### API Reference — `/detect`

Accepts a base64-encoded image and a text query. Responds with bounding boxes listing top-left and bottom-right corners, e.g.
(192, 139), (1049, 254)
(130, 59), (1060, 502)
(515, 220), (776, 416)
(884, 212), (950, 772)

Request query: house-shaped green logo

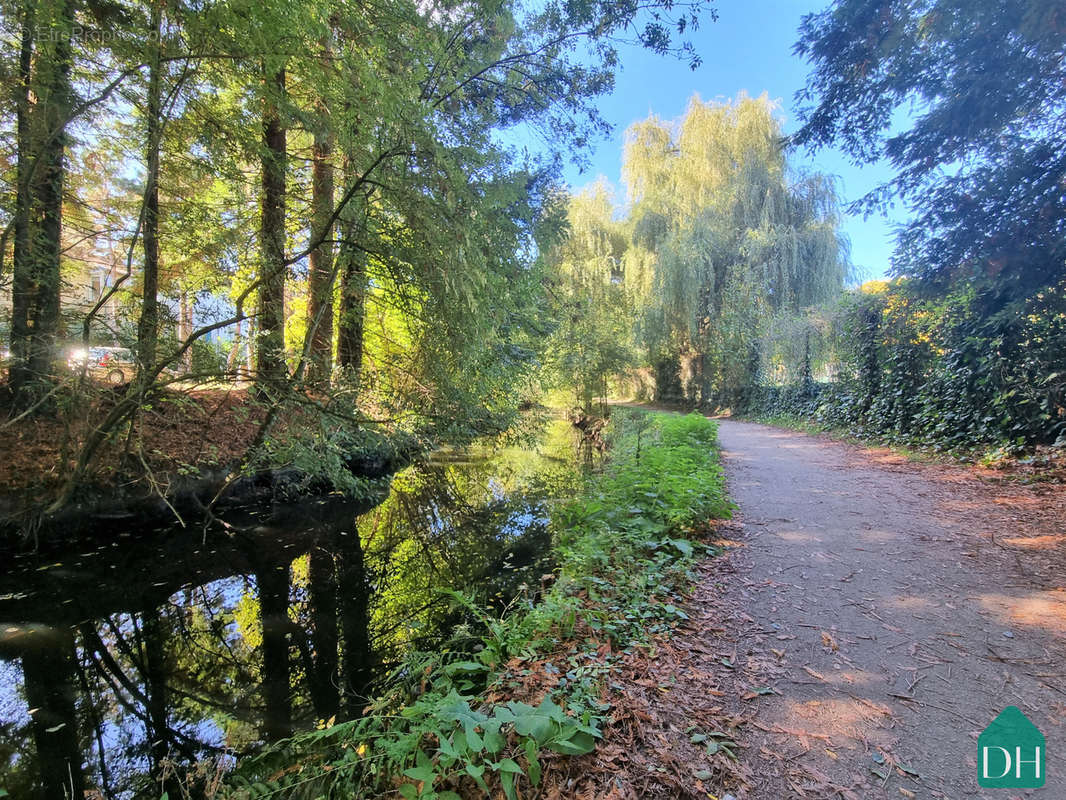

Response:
(978, 706), (1045, 788)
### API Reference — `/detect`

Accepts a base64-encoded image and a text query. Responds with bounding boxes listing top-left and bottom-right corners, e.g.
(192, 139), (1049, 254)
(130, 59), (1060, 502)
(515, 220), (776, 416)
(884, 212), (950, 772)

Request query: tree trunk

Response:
(653, 356), (682, 404)
(10, 5), (34, 393)
(10, 0), (73, 405)
(307, 546), (340, 720)
(246, 317), (256, 377)
(336, 244), (366, 378)
(178, 291), (193, 372)
(256, 64), (288, 390)
(338, 530), (372, 718)
(227, 316), (244, 375)
(695, 351), (713, 408)
(137, 0), (164, 373)
(141, 608), (182, 799)
(306, 129), (335, 385)
(335, 191), (366, 379)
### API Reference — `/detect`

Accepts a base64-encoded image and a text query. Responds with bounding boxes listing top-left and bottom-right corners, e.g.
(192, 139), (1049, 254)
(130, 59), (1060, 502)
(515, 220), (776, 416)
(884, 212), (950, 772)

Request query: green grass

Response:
(227, 410), (731, 800)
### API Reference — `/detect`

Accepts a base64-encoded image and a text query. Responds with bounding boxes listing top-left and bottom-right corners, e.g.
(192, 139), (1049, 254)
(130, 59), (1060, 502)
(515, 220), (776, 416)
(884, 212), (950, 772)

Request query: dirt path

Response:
(711, 419), (1066, 799)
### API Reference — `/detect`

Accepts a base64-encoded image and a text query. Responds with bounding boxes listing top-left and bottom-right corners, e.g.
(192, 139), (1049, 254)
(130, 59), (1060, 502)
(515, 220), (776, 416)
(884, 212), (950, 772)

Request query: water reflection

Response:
(0, 420), (579, 798)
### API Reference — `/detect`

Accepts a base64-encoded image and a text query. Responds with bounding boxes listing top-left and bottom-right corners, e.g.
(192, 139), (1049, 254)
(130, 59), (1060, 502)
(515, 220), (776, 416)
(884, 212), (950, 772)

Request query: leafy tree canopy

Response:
(792, 0), (1066, 310)
(623, 93), (849, 402)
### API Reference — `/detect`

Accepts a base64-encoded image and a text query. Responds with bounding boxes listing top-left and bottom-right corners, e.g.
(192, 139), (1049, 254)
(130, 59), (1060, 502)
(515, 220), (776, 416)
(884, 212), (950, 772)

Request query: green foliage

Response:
(228, 691), (596, 800)
(1, 0), (722, 511)
(783, 0), (1066, 455)
(793, 0), (1066, 310)
(569, 410), (730, 532)
(742, 280), (1066, 452)
(190, 338), (229, 376)
(624, 94), (849, 407)
(544, 93), (850, 409)
(226, 411), (730, 798)
(543, 181), (636, 413)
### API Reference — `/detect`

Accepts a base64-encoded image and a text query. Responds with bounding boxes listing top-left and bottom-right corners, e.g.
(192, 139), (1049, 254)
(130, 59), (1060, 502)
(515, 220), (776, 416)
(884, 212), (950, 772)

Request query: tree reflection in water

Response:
(0, 419), (580, 798)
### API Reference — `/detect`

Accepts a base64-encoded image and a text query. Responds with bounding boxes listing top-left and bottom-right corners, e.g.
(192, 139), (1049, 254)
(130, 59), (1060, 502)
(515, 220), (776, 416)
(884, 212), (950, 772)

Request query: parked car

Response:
(68, 346), (136, 384)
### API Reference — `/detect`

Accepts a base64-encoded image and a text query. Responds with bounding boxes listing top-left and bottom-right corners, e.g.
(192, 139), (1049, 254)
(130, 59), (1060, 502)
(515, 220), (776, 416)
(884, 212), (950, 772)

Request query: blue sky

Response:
(556, 0), (908, 281)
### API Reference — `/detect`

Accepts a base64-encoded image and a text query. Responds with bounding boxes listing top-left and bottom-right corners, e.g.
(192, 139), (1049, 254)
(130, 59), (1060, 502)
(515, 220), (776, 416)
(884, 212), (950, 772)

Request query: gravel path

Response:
(714, 419), (1066, 799)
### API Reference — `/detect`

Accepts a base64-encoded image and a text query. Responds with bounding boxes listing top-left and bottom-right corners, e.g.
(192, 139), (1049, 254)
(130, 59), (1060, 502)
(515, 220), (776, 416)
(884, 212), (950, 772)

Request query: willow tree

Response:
(545, 180), (633, 414)
(622, 93), (849, 406)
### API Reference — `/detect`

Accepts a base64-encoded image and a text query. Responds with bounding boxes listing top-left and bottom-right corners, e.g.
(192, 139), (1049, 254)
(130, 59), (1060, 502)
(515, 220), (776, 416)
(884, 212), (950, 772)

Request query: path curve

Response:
(714, 419), (1065, 799)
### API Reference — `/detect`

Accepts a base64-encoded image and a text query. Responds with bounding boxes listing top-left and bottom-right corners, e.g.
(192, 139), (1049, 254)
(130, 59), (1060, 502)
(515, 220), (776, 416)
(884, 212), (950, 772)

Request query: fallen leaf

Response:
(802, 666), (827, 682)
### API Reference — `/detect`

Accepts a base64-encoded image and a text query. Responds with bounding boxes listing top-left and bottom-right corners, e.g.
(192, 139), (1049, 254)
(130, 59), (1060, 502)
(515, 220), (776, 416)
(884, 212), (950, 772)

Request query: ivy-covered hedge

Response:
(742, 280), (1066, 452)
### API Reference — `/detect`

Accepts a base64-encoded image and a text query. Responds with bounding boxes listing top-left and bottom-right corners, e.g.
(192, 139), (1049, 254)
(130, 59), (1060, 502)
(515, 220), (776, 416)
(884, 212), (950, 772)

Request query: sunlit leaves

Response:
(621, 93), (849, 402)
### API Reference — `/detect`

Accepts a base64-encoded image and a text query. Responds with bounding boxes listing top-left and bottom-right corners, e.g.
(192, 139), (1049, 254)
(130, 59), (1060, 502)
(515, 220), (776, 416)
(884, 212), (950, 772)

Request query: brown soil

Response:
(544, 418), (1066, 799)
(0, 384), (266, 493)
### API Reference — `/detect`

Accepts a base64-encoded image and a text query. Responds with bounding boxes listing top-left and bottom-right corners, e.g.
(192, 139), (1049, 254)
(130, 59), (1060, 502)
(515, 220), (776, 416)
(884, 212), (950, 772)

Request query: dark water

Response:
(0, 420), (582, 799)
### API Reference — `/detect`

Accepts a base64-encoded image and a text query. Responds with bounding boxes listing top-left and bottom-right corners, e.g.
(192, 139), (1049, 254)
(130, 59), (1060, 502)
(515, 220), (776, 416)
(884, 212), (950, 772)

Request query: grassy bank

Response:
(225, 410), (731, 799)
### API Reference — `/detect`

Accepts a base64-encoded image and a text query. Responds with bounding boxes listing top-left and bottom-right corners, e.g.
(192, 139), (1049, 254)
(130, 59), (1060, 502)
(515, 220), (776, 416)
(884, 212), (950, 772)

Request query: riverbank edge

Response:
(226, 410), (733, 799)
(0, 438), (424, 551)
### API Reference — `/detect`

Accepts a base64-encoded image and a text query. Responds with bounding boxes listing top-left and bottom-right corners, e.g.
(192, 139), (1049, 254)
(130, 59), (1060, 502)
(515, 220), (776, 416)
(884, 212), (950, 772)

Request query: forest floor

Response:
(546, 418), (1066, 799)
(0, 384), (265, 492)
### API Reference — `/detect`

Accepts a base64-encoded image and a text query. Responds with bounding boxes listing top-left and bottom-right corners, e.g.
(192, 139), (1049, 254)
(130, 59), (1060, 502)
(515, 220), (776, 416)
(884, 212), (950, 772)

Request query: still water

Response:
(0, 420), (583, 799)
